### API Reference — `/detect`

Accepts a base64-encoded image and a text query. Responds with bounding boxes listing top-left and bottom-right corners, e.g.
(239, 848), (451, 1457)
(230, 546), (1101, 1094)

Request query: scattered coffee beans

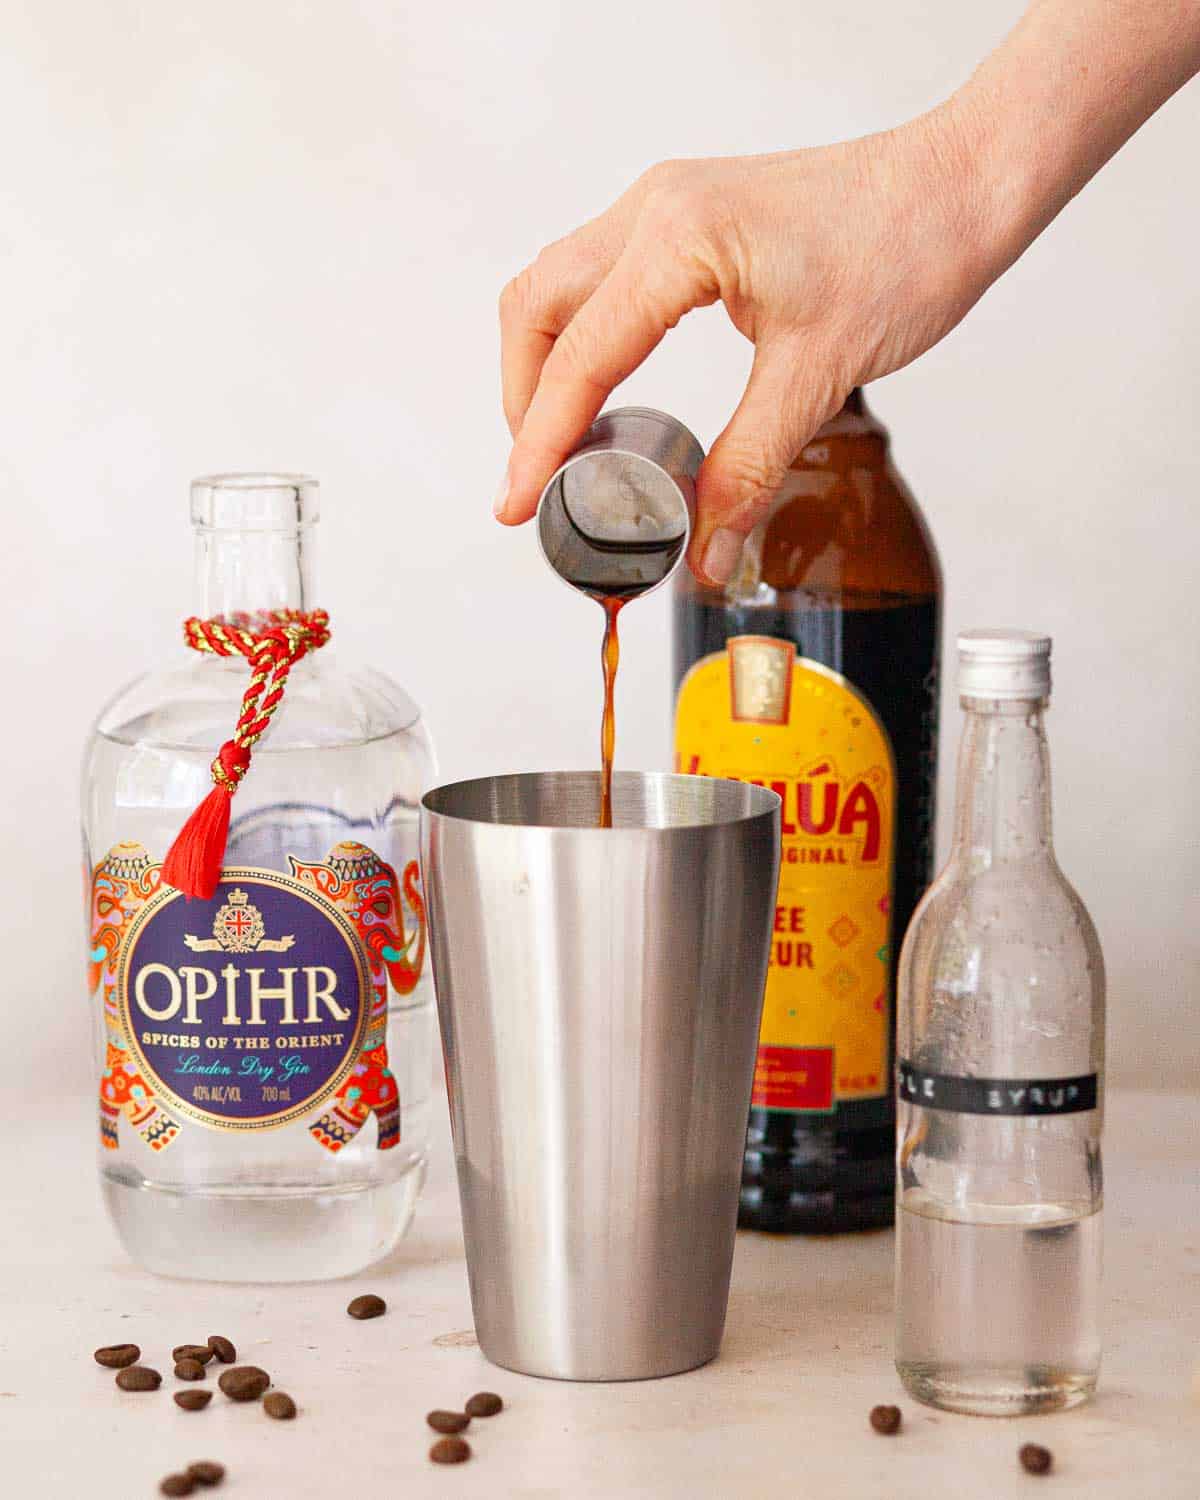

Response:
(427, 1410), (471, 1434)
(94, 1343), (140, 1369)
(465, 1391), (503, 1419)
(869, 1404), (902, 1435)
(175, 1359), (207, 1382)
(116, 1366), (162, 1392)
(174, 1391), (213, 1412)
(430, 1436), (471, 1464)
(263, 1392), (297, 1421)
(186, 1460), (225, 1486)
(159, 1476), (193, 1497)
(218, 1366), (270, 1402)
(347, 1294), (386, 1320)
(1020, 1444), (1053, 1476)
(173, 1345), (215, 1365)
(207, 1336), (236, 1364)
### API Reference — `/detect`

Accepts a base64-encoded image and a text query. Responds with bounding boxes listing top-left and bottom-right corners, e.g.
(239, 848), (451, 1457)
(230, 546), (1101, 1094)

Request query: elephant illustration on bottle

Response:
(288, 840), (426, 1154)
(87, 842), (181, 1153)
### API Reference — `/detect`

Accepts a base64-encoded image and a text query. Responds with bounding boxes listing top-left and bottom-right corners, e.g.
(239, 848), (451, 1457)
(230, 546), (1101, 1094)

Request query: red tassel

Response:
(161, 740), (251, 900)
(161, 785), (234, 901)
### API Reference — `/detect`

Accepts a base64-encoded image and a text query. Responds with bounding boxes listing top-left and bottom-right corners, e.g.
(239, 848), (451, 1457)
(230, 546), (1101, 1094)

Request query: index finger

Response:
(498, 242), (717, 524)
(499, 239), (609, 440)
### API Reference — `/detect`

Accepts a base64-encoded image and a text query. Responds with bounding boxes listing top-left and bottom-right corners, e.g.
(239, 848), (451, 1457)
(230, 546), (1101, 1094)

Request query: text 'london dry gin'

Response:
(896, 632), (1104, 1415)
(674, 389), (941, 1232)
(81, 474), (437, 1282)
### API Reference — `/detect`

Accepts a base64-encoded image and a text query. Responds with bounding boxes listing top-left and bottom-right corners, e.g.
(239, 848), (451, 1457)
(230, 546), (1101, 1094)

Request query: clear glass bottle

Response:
(895, 631), (1104, 1414)
(81, 474), (437, 1282)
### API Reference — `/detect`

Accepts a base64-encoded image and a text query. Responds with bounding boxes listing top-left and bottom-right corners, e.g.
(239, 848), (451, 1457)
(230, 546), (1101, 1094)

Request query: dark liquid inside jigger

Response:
(537, 454), (690, 828)
(539, 455), (689, 597)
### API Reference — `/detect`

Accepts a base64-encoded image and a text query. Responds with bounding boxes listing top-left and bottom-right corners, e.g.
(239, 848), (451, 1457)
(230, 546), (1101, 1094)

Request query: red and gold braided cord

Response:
(160, 608), (330, 898)
(182, 609), (330, 791)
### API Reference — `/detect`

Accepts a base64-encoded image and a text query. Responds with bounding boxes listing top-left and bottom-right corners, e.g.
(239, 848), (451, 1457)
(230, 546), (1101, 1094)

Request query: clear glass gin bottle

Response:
(81, 474), (437, 1281)
(895, 631), (1104, 1414)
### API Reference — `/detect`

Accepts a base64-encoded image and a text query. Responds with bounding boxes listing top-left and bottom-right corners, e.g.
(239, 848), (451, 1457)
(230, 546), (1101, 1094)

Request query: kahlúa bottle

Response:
(896, 632), (1104, 1414)
(81, 474), (437, 1281)
(673, 389), (941, 1231)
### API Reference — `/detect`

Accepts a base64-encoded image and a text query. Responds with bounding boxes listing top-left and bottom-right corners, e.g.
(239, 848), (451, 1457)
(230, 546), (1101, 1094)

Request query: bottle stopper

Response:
(958, 629), (1052, 702)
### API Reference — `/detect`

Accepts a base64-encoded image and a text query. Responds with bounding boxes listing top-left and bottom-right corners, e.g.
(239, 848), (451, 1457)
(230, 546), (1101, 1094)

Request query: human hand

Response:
(495, 102), (998, 585)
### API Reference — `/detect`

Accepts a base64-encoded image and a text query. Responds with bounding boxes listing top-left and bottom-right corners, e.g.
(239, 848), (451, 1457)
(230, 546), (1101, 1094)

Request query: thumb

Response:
(689, 340), (844, 586)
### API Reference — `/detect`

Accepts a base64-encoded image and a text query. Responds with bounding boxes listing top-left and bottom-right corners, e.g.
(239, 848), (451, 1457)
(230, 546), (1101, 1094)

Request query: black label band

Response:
(898, 1061), (1098, 1116)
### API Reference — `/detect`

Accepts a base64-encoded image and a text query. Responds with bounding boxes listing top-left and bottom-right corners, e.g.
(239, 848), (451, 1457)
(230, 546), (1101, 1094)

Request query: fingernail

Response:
(701, 527), (743, 586)
(492, 465), (511, 520)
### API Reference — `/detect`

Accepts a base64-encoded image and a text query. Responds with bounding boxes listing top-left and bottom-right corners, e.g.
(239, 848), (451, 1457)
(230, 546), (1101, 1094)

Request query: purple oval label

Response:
(116, 870), (370, 1130)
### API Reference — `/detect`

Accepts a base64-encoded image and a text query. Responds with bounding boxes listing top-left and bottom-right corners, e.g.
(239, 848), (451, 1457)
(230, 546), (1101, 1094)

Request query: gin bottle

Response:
(81, 474), (437, 1281)
(895, 631), (1104, 1413)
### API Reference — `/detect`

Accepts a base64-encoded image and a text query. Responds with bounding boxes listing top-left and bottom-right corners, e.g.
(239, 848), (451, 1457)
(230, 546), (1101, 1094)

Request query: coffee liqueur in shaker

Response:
(673, 389), (941, 1231)
(81, 475), (437, 1281)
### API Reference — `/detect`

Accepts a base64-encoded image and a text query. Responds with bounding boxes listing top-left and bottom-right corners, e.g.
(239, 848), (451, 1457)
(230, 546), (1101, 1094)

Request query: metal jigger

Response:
(535, 407), (704, 600)
(420, 771), (780, 1381)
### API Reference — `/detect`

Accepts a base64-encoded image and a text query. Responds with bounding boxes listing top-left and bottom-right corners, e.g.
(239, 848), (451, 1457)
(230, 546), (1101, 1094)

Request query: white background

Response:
(3, 1), (1197, 1092)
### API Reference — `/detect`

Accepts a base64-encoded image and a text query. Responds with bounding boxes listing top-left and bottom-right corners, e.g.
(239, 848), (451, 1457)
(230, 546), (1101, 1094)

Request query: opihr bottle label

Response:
(674, 638), (895, 1113)
(117, 872), (370, 1130)
(89, 840), (427, 1153)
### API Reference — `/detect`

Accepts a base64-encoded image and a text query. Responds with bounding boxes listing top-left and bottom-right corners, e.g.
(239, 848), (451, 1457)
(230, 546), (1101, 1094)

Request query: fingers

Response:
(499, 237), (611, 442)
(688, 340), (845, 586)
(496, 236), (719, 525)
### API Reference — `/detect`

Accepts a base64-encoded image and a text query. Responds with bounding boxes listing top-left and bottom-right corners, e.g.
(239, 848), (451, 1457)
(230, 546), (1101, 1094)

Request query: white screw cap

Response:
(957, 629), (1051, 702)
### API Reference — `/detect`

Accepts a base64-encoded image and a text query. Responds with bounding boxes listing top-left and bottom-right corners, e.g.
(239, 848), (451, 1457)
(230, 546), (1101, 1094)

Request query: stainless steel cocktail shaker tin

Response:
(420, 770), (780, 1381)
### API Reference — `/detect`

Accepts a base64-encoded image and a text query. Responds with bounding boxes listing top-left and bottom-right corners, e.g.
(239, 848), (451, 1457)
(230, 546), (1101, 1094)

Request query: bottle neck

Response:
(952, 699), (1054, 867)
(802, 385), (885, 448)
(193, 527), (315, 622)
(190, 474), (319, 624)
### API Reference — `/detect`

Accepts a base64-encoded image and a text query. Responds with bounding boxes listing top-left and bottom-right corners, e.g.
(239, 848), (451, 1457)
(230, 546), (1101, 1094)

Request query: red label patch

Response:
(751, 1045), (835, 1112)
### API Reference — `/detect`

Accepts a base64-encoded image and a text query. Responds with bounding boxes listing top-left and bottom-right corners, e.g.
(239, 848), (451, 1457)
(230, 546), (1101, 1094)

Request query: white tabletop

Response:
(4, 1086), (1197, 1499)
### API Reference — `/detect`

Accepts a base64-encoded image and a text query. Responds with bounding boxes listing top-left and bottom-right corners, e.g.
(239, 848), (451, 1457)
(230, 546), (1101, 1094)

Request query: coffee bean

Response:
(427, 1410), (471, 1434)
(347, 1294), (386, 1320)
(173, 1344), (215, 1365)
(94, 1343), (140, 1369)
(115, 1365), (161, 1392)
(429, 1437), (471, 1464)
(175, 1358), (207, 1381)
(207, 1336), (236, 1364)
(174, 1390), (213, 1412)
(869, 1404), (902, 1435)
(464, 1391), (503, 1418)
(218, 1366), (270, 1402)
(1020, 1444), (1053, 1475)
(159, 1476), (193, 1497)
(186, 1460), (225, 1486)
(263, 1391), (297, 1420)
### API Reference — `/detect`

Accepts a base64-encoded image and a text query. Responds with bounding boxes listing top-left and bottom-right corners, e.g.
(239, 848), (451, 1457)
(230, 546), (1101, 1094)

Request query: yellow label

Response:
(674, 638), (894, 1111)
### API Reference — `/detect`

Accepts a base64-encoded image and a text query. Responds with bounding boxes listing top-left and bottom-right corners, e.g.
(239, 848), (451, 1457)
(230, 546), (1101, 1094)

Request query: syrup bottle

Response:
(896, 631), (1103, 1413)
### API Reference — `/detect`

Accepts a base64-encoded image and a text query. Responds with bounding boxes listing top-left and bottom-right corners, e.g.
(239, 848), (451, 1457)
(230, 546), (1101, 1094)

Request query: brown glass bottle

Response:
(672, 388), (941, 1232)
